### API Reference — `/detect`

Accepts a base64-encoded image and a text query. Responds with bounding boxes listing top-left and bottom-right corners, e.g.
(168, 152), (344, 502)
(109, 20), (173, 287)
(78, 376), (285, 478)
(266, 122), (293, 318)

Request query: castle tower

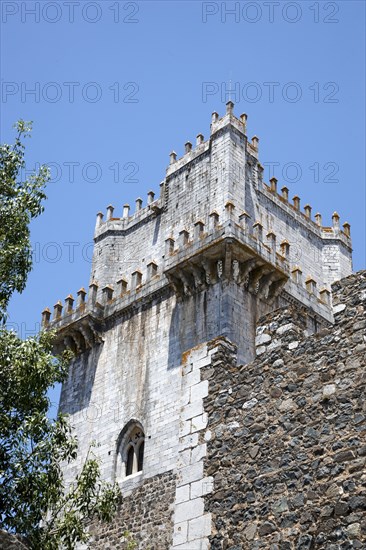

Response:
(43, 104), (353, 548)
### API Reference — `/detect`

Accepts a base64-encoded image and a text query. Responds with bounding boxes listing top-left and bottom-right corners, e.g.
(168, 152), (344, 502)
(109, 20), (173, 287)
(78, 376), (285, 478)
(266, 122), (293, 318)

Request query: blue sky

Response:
(1, 0), (365, 410)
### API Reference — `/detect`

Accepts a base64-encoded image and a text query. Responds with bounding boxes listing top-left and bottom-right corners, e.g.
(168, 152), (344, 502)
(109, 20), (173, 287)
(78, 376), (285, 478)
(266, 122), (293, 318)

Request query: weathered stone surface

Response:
(89, 471), (176, 549)
(202, 272), (366, 548)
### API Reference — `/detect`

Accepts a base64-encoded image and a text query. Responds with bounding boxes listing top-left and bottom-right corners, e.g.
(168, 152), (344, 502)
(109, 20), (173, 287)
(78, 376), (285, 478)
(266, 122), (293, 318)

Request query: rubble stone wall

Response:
(202, 271), (366, 548)
(89, 471), (176, 550)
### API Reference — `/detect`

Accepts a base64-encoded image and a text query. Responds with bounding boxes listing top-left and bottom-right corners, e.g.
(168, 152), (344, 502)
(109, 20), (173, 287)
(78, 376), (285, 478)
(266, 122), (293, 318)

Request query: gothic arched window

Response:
(115, 421), (145, 480)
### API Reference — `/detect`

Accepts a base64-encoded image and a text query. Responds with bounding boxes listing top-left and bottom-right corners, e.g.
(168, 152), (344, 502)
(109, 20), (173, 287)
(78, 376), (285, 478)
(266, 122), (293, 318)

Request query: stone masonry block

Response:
(190, 476), (214, 499)
(184, 344), (208, 365)
(172, 521), (188, 546)
(188, 513), (212, 540)
(182, 400), (203, 421)
(183, 369), (201, 387)
(177, 448), (191, 468)
(191, 413), (208, 433)
(179, 420), (191, 437)
(174, 497), (205, 523)
(177, 462), (204, 487)
(175, 484), (190, 504)
(190, 380), (209, 402)
(179, 433), (199, 451)
(194, 355), (214, 370)
(191, 443), (207, 463)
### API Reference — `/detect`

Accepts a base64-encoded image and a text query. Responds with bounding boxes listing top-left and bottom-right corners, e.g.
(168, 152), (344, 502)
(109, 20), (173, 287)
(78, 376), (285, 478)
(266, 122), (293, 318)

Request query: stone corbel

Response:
(268, 278), (286, 303)
(257, 271), (277, 300)
(188, 263), (206, 291)
(239, 258), (257, 285)
(248, 265), (269, 294)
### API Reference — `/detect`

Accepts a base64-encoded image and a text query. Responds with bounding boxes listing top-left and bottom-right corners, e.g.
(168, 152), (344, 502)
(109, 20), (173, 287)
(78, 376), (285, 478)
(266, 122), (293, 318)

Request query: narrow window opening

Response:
(126, 445), (134, 476)
(137, 441), (144, 472)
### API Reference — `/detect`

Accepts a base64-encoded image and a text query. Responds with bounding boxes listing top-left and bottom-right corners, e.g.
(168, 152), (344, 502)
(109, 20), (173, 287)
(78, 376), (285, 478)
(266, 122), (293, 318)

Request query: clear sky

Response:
(1, 0), (365, 411)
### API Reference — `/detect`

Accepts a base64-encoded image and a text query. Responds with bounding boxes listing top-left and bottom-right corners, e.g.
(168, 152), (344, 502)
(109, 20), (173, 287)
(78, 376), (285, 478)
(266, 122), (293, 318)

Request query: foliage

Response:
(0, 124), (122, 549)
(0, 120), (49, 322)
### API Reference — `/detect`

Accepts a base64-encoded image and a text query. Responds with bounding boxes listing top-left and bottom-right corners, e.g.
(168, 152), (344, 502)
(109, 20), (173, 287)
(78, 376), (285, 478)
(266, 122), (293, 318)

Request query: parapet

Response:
(42, 103), (354, 351)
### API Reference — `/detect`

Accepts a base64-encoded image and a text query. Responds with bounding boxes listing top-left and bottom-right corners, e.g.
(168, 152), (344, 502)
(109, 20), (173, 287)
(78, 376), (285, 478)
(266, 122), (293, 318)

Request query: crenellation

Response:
(305, 275), (317, 294)
(253, 221), (263, 242)
(179, 229), (189, 247)
(208, 211), (219, 229)
(239, 112), (247, 132)
(165, 237), (175, 255)
(147, 261), (158, 280)
(135, 197), (143, 212)
(41, 307), (51, 327)
(95, 211), (103, 230)
(281, 185), (289, 201)
(269, 176), (277, 192)
(196, 134), (204, 146)
(343, 221), (351, 237)
(102, 284), (114, 304)
(332, 210), (340, 231)
(194, 220), (205, 239)
(131, 270), (142, 289)
(64, 294), (74, 315)
(88, 281), (98, 305)
(291, 265), (302, 284)
(304, 203), (312, 218)
(319, 286), (331, 305)
(280, 239), (290, 258)
(122, 203), (130, 218)
(224, 200), (235, 217)
(147, 190), (155, 204)
(266, 231), (277, 260)
(76, 287), (86, 310)
(106, 204), (114, 220)
(184, 141), (192, 154)
(292, 194), (300, 210)
(53, 300), (63, 320)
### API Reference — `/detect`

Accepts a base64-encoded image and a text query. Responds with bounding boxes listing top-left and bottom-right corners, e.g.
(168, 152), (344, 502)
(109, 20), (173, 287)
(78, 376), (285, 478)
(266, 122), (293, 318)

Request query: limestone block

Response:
(191, 443), (207, 463)
(177, 462), (204, 487)
(179, 433), (199, 451)
(191, 413), (208, 433)
(182, 401), (204, 421)
(190, 380), (209, 402)
(188, 513), (212, 540)
(190, 476), (214, 498)
(172, 521), (188, 545)
(175, 484), (190, 504)
(174, 497), (204, 523)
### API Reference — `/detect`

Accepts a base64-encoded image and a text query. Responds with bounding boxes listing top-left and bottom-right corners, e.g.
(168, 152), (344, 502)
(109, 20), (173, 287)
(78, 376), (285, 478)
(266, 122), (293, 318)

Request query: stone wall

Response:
(201, 270), (366, 548)
(89, 471), (176, 549)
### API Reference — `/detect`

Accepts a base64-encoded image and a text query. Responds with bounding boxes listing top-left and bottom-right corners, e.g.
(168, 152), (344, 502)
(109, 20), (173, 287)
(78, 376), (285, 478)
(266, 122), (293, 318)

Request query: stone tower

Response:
(42, 103), (355, 549)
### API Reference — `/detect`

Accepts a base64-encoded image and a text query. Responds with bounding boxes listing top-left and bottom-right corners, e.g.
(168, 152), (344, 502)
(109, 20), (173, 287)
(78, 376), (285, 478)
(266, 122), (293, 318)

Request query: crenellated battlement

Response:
(94, 186), (165, 240)
(43, 206), (340, 351)
(43, 103), (353, 359)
